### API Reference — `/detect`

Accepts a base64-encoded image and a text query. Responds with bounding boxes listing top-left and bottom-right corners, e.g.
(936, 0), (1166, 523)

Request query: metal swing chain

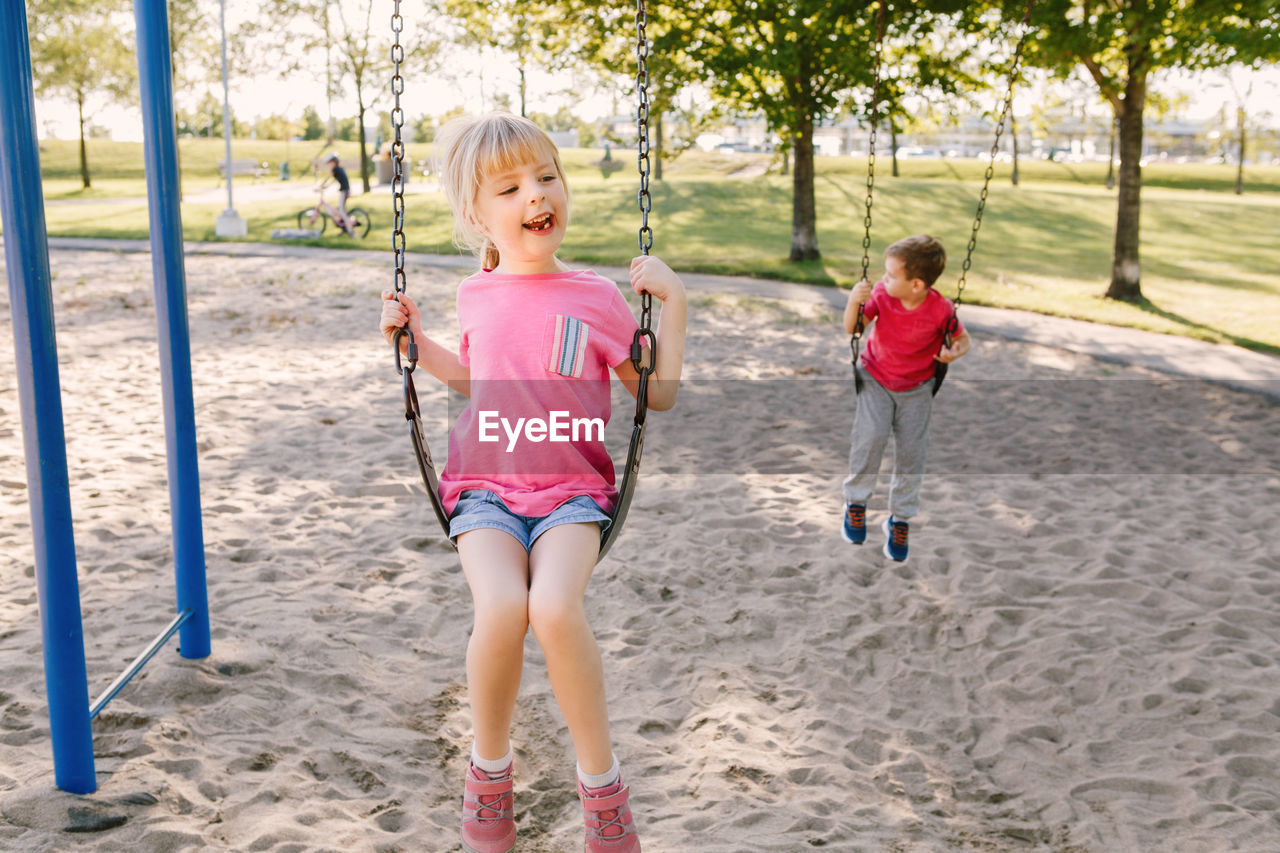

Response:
(630, 0), (656, 420)
(858, 0), (886, 290)
(635, 0), (654, 329)
(390, 0), (415, 374)
(852, 0), (887, 369)
(952, 0), (1033, 315)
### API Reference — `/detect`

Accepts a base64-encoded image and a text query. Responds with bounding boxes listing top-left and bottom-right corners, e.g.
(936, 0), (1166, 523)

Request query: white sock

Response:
(471, 746), (513, 776)
(577, 754), (620, 790)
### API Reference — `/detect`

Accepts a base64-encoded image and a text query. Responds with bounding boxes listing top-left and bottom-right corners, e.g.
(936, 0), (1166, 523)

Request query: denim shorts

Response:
(448, 489), (611, 551)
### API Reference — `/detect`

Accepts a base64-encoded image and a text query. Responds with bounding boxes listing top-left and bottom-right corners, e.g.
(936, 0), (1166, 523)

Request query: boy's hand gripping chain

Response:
(390, 0), (453, 543)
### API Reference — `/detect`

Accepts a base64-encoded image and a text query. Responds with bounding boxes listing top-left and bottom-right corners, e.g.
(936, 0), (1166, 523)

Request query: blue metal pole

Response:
(0, 0), (97, 794)
(134, 0), (211, 659)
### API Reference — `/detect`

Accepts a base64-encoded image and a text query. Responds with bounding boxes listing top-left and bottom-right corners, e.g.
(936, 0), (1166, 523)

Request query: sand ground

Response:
(1, 248), (1278, 852)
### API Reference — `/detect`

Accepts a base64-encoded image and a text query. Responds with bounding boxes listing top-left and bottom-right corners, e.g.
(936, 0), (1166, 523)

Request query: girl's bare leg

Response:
(458, 528), (530, 761)
(527, 522), (612, 775)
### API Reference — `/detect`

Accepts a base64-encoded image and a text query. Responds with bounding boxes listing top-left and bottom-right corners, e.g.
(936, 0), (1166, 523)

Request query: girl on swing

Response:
(379, 113), (686, 853)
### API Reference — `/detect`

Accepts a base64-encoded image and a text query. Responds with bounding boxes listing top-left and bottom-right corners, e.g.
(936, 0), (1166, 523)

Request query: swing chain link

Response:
(390, 0), (415, 374)
(636, 0), (652, 259)
(853, 0), (887, 355)
(859, 1), (885, 290)
(631, 0), (655, 395)
(954, 0), (1033, 312)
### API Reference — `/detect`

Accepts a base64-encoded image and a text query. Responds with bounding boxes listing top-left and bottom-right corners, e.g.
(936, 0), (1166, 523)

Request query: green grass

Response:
(29, 139), (1280, 354)
(37, 138), (439, 200)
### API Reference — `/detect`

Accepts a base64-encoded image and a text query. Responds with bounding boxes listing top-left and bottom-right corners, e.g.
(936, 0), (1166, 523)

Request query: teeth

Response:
(525, 213), (552, 230)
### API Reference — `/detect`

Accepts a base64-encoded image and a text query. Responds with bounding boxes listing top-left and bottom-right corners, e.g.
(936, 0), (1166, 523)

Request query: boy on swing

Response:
(840, 234), (970, 562)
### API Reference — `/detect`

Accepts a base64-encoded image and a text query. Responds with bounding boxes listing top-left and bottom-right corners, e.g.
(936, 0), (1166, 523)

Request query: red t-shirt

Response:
(860, 283), (964, 392)
(438, 269), (641, 517)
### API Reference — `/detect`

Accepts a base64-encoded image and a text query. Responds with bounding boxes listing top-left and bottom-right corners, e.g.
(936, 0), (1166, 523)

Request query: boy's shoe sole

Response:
(882, 518), (908, 563)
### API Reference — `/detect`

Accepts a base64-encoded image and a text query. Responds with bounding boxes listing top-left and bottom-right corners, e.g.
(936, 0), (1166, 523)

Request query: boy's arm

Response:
(937, 330), (971, 363)
(843, 280), (873, 335)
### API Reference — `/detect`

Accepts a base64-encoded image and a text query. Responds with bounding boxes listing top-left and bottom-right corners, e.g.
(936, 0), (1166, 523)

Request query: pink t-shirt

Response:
(860, 283), (965, 392)
(438, 269), (641, 517)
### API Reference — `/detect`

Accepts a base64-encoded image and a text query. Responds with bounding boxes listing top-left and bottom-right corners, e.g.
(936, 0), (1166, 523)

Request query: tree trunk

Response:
(790, 117), (819, 261)
(1010, 113), (1019, 186)
(77, 93), (91, 189)
(357, 95), (370, 194)
(519, 65), (527, 118)
(1235, 105), (1245, 195)
(1106, 65), (1146, 303)
(653, 111), (663, 181)
(890, 121), (899, 177)
(1105, 118), (1116, 189)
(324, 8), (335, 145)
(780, 146), (789, 176)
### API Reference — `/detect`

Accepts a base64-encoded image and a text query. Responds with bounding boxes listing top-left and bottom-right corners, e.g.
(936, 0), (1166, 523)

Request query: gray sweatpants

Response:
(842, 366), (934, 520)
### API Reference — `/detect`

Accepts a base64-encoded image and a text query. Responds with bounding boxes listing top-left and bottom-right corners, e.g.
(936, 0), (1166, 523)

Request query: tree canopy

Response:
(28, 0), (136, 188)
(979, 0), (1279, 300)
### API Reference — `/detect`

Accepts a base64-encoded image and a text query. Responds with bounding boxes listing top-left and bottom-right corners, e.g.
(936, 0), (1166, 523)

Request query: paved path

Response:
(43, 237), (1280, 400)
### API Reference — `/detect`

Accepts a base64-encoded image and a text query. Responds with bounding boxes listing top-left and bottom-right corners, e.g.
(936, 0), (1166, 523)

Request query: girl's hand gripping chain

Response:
(628, 255), (683, 304)
(381, 290), (423, 355)
(622, 255), (687, 413)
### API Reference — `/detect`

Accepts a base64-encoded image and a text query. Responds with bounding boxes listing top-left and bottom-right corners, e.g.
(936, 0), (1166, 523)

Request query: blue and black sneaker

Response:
(882, 516), (909, 562)
(842, 503), (867, 545)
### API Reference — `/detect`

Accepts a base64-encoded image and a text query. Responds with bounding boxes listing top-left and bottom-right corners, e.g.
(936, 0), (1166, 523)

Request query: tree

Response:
(331, 0), (388, 191)
(1212, 66), (1279, 195)
(536, 1), (718, 180)
(255, 113), (296, 140)
(528, 106), (599, 147)
(246, 0), (444, 193)
(704, 2), (981, 260)
(678, 2), (879, 260)
(442, 0), (562, 117)
(177, 92), (249, 137)
(876, 29), (979, 179)
(28, 0), (136, 188)
(167, 0), (219, 118)
(984, 0), (1278, 302)
(302, 105), (327, 140)
(591, 1), (959, 261)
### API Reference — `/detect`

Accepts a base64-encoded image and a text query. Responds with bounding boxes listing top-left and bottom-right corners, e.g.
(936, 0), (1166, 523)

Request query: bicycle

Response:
(297, 188), (371, 238)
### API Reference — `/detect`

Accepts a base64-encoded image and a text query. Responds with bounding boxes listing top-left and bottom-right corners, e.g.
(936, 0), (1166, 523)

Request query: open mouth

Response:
(523, 212), (554, 232)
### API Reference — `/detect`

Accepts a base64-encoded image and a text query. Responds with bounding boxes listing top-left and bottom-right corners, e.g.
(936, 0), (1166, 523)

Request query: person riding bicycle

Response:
(321, 152), (354, 235)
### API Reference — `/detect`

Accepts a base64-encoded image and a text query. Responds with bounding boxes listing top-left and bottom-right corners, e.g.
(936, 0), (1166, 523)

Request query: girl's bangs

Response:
(473, 120), (562, 185)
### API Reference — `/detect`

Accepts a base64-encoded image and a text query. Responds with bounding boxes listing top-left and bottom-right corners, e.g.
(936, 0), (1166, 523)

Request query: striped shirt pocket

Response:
(544, 314), (590, 378)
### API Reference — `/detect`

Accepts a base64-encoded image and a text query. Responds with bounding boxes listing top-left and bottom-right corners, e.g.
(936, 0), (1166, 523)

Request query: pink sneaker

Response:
(578, 777), (641, 852)
(461, 763), (516, 853)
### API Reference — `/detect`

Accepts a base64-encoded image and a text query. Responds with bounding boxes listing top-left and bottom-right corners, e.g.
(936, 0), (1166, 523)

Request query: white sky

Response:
(31, 0), (1280, 143)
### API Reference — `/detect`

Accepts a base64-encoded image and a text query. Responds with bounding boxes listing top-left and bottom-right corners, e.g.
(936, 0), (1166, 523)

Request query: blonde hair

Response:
(435, 113), (570, 270)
